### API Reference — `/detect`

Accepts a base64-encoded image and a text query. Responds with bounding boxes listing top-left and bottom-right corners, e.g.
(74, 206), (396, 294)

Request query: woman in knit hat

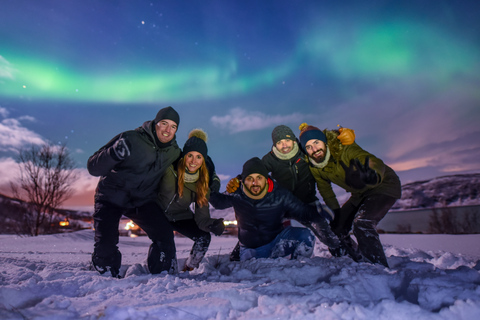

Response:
(298, 123), (401, 268)
(157, 129), (225, 272)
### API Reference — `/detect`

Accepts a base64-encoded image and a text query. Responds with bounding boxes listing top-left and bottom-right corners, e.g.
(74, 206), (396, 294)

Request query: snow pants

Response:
(92, 200), (177, 275)
(169, 219), (211, 269)
(332, 194), (397, 267)
(239, 226), (315, 261)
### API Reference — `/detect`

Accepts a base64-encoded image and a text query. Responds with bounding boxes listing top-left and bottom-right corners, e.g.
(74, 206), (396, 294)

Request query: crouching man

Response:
(210, 157), (339, 261)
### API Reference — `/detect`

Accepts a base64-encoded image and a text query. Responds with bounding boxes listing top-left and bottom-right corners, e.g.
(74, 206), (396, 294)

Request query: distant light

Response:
(141, 21), (145, 24)
(23, 85), (26, 88)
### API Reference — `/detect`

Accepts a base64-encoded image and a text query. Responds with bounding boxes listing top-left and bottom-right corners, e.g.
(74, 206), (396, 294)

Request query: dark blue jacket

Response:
(210, 179), (319, 249)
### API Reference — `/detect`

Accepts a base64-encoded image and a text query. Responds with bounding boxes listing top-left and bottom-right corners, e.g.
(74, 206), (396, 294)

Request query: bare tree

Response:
(10, 143), (77, 236)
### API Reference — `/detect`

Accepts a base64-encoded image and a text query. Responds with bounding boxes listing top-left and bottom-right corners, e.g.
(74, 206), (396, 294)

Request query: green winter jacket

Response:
(309, 130), (402, 211)
(157, 165), (216, 233)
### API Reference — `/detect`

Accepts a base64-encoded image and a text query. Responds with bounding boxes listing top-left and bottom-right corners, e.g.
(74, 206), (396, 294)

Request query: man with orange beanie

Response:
(298, 123), (401, 267)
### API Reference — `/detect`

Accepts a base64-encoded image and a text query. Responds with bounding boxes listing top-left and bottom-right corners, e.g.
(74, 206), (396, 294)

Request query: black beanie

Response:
(182, 129), (208, 159)
(241, 157), (269, 181)
(154, 106), (180, 127)
(271, 125), (296, 145)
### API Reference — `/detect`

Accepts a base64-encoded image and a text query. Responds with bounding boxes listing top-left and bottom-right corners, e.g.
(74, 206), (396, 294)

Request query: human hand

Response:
(209, 218), (225, 236)
(226, 176), (240, 193)
(337, 126), (355, 145)
(111, 138), (131, 161)
(340, 156), (378, 189)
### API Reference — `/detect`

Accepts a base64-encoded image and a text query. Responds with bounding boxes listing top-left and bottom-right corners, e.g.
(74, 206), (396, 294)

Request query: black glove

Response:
(111, 138), (131, 161)
(208, 218), (225, 236)
(340, 156), (378, 189)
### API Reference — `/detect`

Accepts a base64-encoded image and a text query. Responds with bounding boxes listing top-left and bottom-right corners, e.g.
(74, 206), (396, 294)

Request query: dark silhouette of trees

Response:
(429, 207), (479, 234)
(10, 143), (77, 236)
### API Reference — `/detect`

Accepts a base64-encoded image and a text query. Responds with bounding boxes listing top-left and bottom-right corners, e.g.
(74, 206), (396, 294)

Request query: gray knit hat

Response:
(271, 125), (296, 145)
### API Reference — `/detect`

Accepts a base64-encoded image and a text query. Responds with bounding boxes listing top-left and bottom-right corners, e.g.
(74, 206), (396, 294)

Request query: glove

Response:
(111, 138), (131, 161)
(340, 156), (378, 189)
(337, 127), (355, 145)
(226, 176), (241, 193)
(208, 218), (225, 236)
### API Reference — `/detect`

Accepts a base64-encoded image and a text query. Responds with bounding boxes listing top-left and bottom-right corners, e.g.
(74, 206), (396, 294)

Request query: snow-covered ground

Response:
(1, 230), (480, 319)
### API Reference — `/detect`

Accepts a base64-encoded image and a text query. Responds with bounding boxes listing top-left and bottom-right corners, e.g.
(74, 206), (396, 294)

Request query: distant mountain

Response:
(392, 173), (480, 210)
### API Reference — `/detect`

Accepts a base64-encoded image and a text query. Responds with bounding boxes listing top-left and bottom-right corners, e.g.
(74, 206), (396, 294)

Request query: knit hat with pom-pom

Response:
(182, 129), (208, 158)
(298, 123), (327, 150)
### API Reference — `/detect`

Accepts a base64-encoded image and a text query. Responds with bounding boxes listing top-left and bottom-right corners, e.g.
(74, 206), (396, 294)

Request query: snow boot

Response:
(147, 241), (178, 274)
(91, 250), (121, 278)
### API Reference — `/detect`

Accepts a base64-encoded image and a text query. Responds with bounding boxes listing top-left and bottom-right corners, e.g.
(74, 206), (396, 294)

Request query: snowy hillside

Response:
(392, 173), (480, 210)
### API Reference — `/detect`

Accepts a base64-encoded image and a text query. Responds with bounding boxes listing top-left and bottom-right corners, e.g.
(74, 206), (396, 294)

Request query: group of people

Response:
(88, 106), (401, 278)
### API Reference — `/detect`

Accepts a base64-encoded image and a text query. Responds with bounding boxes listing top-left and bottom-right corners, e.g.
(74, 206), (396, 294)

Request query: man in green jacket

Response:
(298, 123), (402, 267)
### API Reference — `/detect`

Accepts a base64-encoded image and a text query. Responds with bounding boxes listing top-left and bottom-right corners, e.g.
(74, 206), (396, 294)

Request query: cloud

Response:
(0, 117), (46, 152)
(0, 107), (9, 118)
(0, 157), (20, 194)
(210, 108), (305, 133)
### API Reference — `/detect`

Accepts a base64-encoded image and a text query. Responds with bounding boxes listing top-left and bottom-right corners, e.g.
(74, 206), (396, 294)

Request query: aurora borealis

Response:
(1, 0), (479, 208)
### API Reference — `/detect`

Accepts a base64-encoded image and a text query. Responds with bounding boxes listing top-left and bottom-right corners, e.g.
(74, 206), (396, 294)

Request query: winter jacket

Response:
(209, 179), (320, 249)
(262, 144), (317, 204)
(157, 165), (217, 233)
(87, 120), (181, 208)
(309, 130), (402, 211)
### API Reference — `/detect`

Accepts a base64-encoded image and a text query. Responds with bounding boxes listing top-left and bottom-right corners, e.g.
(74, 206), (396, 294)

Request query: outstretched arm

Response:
(87, 133), (131, 176)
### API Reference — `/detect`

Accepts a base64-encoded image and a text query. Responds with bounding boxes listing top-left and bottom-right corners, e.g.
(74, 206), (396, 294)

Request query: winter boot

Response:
(91, 250), (121, 278)
(329, 235), (362, 262)
(147, 241), (178, 274)
(183, 234), (211, 270)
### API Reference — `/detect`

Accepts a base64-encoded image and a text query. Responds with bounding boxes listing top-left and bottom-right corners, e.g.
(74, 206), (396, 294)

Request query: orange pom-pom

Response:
(299, 123), (308, 131)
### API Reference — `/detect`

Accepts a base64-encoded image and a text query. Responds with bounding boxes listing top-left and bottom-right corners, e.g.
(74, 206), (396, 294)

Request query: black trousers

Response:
(92, 200), (177, 274)
(331, 194), (397, 267)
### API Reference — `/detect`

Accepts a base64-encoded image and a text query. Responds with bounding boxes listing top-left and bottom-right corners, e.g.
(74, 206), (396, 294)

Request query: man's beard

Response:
(310, 149), (326, 163)
(246, 183), (267, 196)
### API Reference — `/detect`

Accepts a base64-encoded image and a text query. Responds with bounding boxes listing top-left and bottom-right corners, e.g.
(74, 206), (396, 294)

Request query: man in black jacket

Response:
(88, 106), (181, 277)
(210, 157), (339, 261)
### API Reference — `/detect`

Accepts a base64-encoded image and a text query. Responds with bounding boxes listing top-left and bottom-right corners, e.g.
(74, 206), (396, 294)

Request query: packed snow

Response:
(1, 230), (480, 319)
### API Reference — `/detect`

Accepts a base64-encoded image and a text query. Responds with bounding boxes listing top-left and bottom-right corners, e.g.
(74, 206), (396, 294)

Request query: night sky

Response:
(1, 0), (479, 209)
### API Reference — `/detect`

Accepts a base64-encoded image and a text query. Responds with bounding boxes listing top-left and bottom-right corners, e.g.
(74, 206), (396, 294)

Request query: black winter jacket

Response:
(87, 120), (181, 208)
(262, 146), (317, 204)
(209, 179), (319, 249)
